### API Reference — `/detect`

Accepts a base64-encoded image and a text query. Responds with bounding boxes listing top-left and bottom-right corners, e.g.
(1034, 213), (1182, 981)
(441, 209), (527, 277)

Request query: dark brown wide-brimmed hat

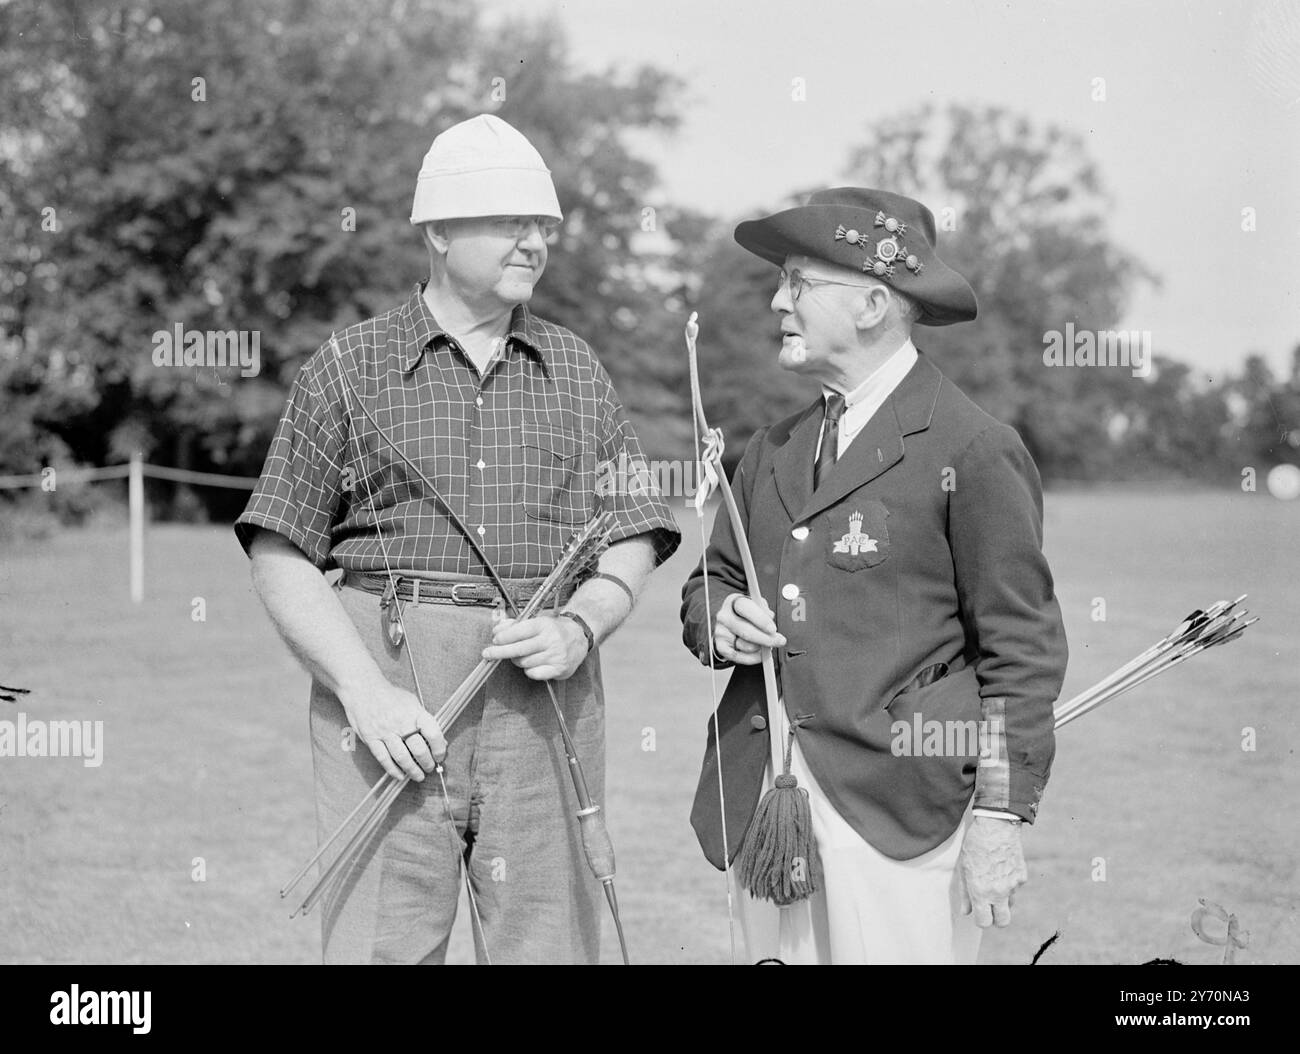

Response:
(734, 187), (977, 326)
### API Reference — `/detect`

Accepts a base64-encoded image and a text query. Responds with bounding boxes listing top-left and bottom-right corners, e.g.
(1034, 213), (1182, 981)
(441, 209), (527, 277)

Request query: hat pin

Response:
(834, 223), (866, 246)
(852, 211), (925, 278)
(874, 210), (908, 236)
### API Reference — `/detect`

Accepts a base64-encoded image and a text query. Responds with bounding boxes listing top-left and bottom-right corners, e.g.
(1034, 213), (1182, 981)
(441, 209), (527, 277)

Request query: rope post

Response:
(129, 451), (144, 604)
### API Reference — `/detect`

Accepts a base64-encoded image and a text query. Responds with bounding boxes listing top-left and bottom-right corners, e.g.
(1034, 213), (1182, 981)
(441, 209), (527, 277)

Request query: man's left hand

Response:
(482, 612), (589, 681)
(958, 816), (1028, 928)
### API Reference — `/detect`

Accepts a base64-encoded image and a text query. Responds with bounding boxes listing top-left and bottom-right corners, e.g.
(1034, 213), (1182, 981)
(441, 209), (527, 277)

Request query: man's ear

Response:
(422, 221), (451, 257)
(852, 284), (892, 331)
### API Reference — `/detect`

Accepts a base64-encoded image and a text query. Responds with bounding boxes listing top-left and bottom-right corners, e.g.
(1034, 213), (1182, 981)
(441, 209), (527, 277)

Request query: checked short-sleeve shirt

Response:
(235, 282), (681, 577)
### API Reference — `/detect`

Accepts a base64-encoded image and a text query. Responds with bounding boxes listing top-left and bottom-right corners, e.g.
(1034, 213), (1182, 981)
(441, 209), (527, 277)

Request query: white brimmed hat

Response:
(409, 114), (562, 225)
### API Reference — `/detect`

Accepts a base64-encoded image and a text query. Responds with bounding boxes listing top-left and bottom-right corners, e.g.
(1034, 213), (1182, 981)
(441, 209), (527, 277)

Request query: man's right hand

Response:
(338, 678), (447, 782)
(712, 593), (787, 665)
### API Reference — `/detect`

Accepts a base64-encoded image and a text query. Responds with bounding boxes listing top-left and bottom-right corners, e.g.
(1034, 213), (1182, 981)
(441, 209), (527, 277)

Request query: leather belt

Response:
(339, 570), (576, 609)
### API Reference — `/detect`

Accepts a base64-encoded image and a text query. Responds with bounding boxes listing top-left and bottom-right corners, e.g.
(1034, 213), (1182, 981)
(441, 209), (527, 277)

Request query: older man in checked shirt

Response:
(235, 115), (679, 964)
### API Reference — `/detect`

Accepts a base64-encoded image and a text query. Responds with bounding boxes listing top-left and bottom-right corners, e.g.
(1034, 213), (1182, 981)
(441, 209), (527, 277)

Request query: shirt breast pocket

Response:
(521, 421), (593, 525)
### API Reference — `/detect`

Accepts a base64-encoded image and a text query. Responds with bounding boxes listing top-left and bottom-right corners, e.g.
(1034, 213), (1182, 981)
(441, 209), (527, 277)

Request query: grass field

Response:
(0, 488), (1296, 964)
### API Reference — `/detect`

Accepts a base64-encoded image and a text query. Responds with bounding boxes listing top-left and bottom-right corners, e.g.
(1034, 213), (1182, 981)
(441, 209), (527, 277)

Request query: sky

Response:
(479, 0), (1300, 379)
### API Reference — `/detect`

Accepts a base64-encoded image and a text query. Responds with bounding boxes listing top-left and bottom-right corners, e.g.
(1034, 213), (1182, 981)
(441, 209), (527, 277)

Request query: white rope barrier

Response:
(0, 462), (255, 490)
(0, 464), (132, 489)
(0, 454), (258, 603)
(139, 464), (256, 490)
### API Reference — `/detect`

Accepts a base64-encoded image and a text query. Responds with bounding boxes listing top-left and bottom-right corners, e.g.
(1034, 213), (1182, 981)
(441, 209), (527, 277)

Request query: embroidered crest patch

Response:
(825, 501), (890, 572)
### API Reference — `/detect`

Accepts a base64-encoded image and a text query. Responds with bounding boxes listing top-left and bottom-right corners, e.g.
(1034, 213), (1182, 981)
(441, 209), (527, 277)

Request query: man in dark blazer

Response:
(681, 187), (1068, 963)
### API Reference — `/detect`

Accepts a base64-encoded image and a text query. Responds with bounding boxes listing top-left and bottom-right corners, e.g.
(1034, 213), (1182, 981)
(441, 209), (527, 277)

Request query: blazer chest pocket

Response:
(824, 498), (890, 572)
(521, 422), (592, 525)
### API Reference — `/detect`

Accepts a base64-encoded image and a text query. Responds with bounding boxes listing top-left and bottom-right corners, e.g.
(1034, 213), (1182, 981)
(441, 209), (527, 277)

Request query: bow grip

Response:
(576, 805), (616, 883)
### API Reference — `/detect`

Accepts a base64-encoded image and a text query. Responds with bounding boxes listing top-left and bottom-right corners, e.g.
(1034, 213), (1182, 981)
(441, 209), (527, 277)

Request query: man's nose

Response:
(518, 222), (547, 252)
(771, 285), (791, 313)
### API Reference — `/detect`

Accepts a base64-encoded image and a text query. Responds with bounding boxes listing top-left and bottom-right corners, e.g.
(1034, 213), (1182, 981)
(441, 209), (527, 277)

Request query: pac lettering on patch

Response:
(825, 500), (890, 572)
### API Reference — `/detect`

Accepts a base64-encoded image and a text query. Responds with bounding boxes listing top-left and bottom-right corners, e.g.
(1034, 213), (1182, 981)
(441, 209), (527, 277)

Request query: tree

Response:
(1109, 356), (1235, 479)
(674, 104), (1161, 479)
(468, 20), (686, 454)
(683, 222), (822, 470)
(0, 0), (687, 517)
(840, 104), (1158, 479)
(1229, 352), (1300, 471)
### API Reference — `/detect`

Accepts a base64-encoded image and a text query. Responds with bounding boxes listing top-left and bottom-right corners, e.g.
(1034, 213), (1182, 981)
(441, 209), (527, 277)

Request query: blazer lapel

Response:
(771, 403), (823, 521)
(800, 404), (905, 521)
(795, 353), (945, 523)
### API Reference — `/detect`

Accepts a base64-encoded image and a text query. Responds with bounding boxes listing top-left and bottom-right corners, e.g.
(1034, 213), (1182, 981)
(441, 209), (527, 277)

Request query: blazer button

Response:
(781, 583), (800, 600)
(791, 525), (809, 540)
(750, 715), (768, 731)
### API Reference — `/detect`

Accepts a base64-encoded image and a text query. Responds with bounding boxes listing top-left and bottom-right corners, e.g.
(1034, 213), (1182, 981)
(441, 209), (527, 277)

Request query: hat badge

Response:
(834, 223), (867, 247)
(863, 211), (924, 279)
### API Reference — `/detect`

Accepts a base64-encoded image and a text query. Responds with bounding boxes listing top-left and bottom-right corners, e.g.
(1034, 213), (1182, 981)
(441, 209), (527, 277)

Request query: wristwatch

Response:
(557, 610), (595, 654)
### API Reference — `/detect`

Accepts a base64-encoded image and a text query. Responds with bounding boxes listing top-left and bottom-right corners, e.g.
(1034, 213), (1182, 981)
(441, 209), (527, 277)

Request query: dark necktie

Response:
(814, 393), (846, 491)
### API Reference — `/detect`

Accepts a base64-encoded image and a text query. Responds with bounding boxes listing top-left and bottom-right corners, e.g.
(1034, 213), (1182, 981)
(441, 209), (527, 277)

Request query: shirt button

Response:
(750, 715), (768, 731)
(781, 583), (799, 601)
(791, 526), (809, 540)
(475, 396), (484, 407)
(476, 526), (486, 536)
(475, 459), (486, 470)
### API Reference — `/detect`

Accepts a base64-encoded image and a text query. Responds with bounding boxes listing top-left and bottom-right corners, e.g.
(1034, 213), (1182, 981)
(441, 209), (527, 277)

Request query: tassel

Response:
(736, 720), (823, 906)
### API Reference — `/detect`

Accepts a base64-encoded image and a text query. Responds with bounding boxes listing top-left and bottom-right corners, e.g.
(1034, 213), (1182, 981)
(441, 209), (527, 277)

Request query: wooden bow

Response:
(685, 312), (788, 958)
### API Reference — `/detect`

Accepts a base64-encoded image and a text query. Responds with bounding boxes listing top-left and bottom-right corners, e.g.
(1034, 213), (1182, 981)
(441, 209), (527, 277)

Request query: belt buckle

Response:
(449, 583), (479, 605)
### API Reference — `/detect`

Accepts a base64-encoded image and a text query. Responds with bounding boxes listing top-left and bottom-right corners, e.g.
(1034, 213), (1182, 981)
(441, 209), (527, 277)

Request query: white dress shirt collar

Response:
(819, 339), (920, 458)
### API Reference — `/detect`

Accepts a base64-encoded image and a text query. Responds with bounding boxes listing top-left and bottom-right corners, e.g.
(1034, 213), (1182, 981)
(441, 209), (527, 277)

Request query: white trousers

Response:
(734, 721), (983, 965)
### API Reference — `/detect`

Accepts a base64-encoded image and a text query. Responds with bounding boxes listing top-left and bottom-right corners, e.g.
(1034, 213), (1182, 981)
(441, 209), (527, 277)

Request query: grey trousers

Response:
(309, 582), (606, 964)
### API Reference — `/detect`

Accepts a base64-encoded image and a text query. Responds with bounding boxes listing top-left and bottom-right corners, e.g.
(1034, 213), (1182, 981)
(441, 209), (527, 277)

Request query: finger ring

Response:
(401, 728), (423, 741)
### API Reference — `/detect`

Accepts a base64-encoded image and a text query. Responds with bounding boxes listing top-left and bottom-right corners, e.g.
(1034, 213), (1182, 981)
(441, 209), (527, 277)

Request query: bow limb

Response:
(686, 314), (785, 964)
(686, 315), (784, 738)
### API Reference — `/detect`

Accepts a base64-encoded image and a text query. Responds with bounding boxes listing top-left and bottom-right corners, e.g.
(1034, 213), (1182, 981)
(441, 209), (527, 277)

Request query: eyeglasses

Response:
(488, 215), (561, 243)
(778, 267), (878, 302)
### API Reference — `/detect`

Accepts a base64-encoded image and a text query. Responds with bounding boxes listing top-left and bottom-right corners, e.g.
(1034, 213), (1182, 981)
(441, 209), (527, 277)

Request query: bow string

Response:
(685, 312), (787, 962)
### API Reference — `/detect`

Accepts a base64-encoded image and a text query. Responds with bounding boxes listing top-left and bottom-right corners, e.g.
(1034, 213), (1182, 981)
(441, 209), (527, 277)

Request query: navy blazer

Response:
(681, 352), (1068, 866)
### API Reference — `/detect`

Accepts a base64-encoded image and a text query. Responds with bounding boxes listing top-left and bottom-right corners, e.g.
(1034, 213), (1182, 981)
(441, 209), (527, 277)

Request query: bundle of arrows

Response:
(280, 511), (614, 919)
(1054, 595), (1257, 730)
